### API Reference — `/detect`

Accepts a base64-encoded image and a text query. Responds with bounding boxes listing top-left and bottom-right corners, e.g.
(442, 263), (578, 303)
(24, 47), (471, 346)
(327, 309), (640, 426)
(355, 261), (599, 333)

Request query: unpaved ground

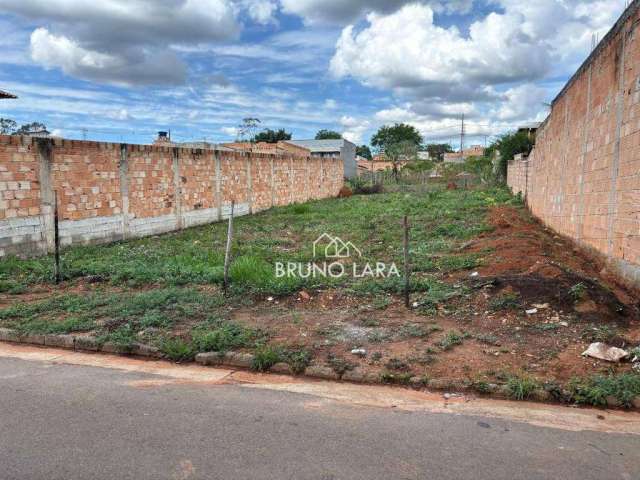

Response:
(227, 205), (640, 385)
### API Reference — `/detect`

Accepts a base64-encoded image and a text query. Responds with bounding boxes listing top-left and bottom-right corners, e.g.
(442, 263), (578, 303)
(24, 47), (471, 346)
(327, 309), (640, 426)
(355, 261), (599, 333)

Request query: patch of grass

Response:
(439, 331), (464, 351)
(159, 337), (195, 362)
(569, 373), (640, 408)
(533, 323), (560, 332)
(251, 345), (281, 372)
(0, 279), (27, 295)
(569, 282), (587, 302)
(280, 347), (312, 374)
(506, 376), (540, 400)
(581, 325), (618, 343)
(191, 319), (261, 353)
(385, 357), (410, 371)
(381, 372), (413, 385)
(489, 292), (520, 311)
(327, 354), (355, 375)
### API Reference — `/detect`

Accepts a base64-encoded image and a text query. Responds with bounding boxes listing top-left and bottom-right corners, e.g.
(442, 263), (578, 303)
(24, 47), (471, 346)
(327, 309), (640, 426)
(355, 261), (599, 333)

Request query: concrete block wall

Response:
(0, 136), (344, 257)
(508, 0), (640, 288)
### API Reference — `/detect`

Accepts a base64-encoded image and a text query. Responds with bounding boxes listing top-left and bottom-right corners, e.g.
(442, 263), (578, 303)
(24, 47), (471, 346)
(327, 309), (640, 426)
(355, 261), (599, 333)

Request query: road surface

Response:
(0, 343), (639, 480)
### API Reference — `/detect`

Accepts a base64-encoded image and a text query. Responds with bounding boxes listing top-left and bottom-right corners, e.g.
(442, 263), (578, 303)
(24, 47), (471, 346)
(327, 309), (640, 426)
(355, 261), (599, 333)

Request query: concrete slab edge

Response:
(1, 328), (638, 410)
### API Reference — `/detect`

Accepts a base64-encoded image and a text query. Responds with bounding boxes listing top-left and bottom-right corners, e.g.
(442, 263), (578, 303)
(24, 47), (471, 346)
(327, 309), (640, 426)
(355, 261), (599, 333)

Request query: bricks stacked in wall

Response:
(0, 136), (40, 220)
(127, 146), (175, 219)
(51, 140), (121, 221)
(180, 149), (216, 212)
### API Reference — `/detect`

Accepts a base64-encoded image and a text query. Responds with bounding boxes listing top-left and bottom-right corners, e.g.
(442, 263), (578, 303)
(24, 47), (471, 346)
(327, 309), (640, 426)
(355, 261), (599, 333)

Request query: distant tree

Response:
(315, 129), (342, 140)
(0, 118), (17, 135)
(464, 155), (494, 184)
(253, 128), (292, 143)
(371, 123), (422, 153)
(237, 117), (261, 141)
(384, 140), (418, 182)
(492, 131), (534, 182)
(15, 122), (48, 136)
(424, 143), (453, 162)
(356, 145), (372, 160)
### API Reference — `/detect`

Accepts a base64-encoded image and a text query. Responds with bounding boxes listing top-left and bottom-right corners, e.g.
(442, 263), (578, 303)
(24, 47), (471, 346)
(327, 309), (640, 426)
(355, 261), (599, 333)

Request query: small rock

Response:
(44, 334), (75, 349)
(267, 297), (274, 302)
(342, 368), (379, 383)
(304, 365), (340, 380)
(582, 343), (629, 363)
(195, 352), (225, 365)
(223, 352), (254, 368)
(132, 343), (163, 358)
(74, 336), (99, 351)
(299, 291), (310, 301)
(559, 321), (569, 327)
(351, 348), (367, 357)
(470, 272), (479, 277)
(526, 308), (538, 315)
(533, 303), (550, 309)
(412, 302), (419, 308)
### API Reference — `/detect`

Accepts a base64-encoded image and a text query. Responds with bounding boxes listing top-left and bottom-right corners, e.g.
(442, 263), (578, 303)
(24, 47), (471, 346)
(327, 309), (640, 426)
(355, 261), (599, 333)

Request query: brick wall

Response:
(508, 1), (640, 288)
(0, 136), (343, 257)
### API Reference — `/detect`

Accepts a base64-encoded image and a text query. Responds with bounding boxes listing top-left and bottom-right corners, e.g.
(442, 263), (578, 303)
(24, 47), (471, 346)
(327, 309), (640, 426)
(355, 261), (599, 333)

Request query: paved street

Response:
(0, 345), (639, 480)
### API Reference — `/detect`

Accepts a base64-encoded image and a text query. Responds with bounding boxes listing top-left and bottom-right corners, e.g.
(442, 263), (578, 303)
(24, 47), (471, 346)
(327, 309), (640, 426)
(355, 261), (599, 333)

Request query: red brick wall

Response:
(0, 136), (40, 220)
(0, 135), (344, 256)
(508, 2), (640, 287)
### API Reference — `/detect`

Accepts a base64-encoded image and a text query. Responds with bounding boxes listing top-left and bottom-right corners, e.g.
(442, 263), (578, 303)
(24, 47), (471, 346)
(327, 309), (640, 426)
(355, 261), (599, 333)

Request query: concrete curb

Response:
(1, 328), (637, 409)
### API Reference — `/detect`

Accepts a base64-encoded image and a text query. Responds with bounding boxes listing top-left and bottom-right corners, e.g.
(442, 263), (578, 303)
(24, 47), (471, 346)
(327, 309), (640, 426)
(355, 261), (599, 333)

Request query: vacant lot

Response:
(2, 186), (639, 406)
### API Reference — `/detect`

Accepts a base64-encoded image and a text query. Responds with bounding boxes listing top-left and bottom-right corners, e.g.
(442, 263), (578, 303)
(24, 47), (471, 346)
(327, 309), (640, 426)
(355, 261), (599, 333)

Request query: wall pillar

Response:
(246, 153), (253, 214)
(270, 157), (275, 207)
(576, 65), (593, 242)
(172, 147), (183, 230)
(119, 144), (130, 240)
(214, 151), (222, 221)
(36, 138), (54, 253)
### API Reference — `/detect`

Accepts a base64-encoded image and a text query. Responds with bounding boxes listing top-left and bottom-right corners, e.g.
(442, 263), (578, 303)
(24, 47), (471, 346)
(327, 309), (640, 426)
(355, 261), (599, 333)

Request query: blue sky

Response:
(0, 0), (628, 148)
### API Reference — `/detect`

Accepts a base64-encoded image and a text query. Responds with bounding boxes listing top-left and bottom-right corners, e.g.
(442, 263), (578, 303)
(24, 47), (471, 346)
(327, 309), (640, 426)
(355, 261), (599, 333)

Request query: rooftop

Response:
(288, 138), (354, 152)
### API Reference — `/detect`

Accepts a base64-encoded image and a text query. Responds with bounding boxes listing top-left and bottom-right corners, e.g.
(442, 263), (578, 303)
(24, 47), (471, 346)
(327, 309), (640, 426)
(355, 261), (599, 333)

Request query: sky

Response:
(0, 0), (629, 148)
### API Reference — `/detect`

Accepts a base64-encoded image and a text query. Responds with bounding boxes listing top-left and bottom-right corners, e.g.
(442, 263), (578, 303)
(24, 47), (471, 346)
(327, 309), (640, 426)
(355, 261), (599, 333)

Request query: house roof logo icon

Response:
(313, 233), (362, 259)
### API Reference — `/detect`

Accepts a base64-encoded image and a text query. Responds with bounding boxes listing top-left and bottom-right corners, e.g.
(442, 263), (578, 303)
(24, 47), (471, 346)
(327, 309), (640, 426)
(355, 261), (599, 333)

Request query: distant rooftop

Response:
(288, 138), (354, 152)
(0, 89), (17, 99)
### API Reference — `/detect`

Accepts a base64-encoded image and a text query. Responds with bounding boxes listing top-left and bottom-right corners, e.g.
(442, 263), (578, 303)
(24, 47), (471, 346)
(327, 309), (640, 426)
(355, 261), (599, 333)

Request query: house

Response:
(287, 138), (357, 179)
(517, 122), (541, 141)
(0, 89), (17, 99)
(444, 145), (485, 164)
(220, 141), (310, 156)
(358, 155), (407, 175)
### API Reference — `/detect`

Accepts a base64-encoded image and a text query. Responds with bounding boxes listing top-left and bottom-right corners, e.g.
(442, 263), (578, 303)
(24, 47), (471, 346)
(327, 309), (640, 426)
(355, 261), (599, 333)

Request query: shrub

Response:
(439, 331), (464, 351)
(569, 373), (640, 408)
(506, 376), (540, 400)
(160, 337), (195, 362)
(251, 345), (281, 372)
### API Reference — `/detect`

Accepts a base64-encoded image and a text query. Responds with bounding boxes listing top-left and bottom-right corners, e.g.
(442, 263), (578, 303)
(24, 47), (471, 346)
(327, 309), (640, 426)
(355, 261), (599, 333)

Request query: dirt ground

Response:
(228, 205), (640, 385)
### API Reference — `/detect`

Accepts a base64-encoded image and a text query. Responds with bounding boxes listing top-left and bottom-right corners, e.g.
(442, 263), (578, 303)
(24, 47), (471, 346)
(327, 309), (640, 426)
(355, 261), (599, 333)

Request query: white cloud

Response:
(221, 126), (240, 138)
(330, 1), (625, 130)
(30, 28), (187, 86)
(340, 115), (370, 144)
(241, 0), (279, 25)
(2, 0), (239, 85)
(280, 0), (473, 25)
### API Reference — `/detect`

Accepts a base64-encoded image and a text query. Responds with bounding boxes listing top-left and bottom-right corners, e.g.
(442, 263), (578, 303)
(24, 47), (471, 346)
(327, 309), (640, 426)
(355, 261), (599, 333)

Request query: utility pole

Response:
(459, 114), (465, 162)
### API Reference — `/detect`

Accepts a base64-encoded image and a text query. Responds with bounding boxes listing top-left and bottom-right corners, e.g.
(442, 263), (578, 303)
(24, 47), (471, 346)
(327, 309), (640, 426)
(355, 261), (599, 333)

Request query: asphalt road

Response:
(1, 352), (639, 480)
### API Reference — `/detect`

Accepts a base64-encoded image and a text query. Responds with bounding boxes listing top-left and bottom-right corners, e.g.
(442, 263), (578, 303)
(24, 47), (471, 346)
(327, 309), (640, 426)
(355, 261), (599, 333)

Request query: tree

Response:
(384, 140), (418, 182)
(315, 129), (342, 140)
(371, 123), (422, 153)
(492, 131), (534, 182)
(424, 143), (453, 162)
(237, 117), (261, 141)
(252, 128), (292, 143)
(0, 118), (17, 135)
(356, 145), (372, 160)
(15, 122), (48, 136)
